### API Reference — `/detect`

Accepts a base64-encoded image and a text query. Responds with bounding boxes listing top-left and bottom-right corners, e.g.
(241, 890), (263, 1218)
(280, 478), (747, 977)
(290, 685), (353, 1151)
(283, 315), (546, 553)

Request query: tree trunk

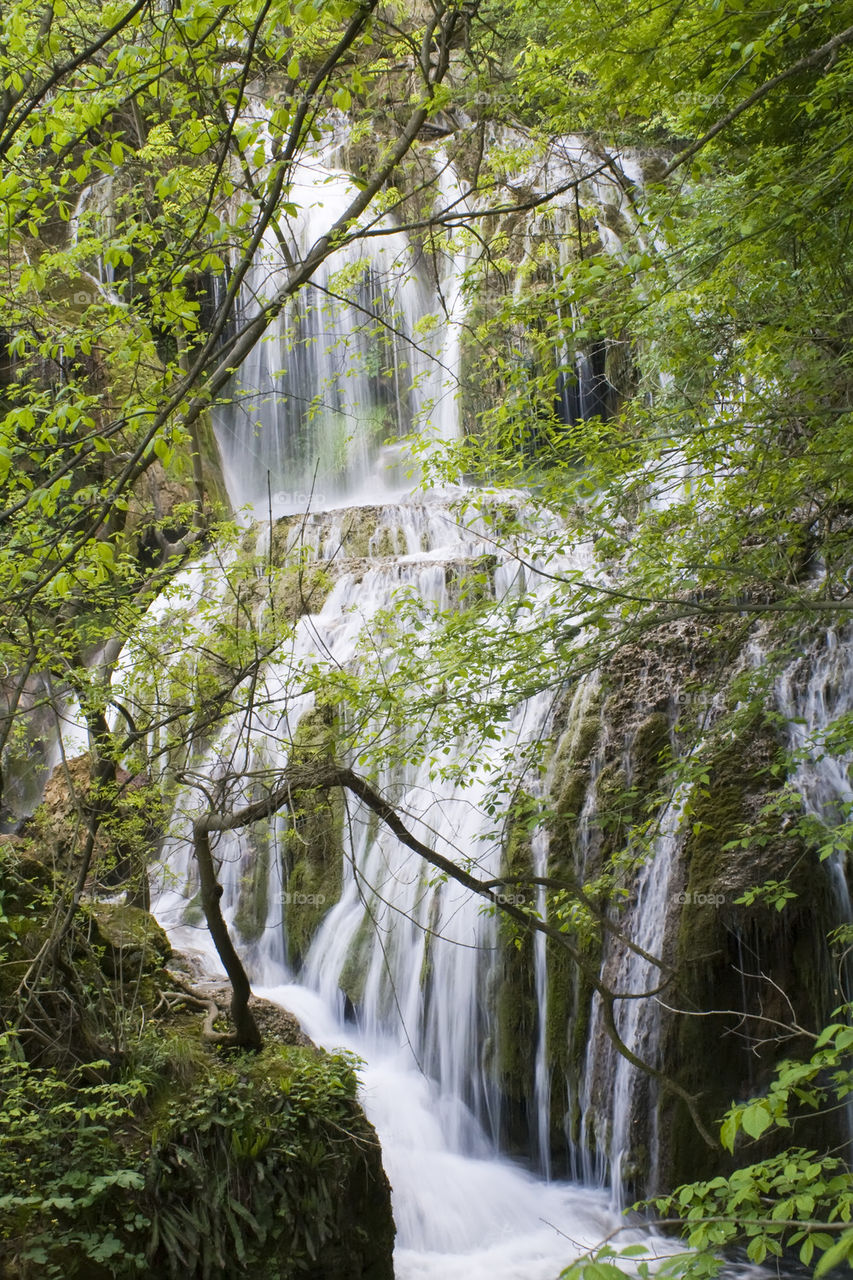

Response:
(193, 823), (262, 1050)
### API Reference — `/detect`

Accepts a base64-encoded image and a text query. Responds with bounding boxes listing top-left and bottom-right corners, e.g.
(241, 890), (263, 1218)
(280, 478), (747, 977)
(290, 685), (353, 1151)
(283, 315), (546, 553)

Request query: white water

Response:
(576, 787), (686, 1205)
(141, 497), (647, 1278)
(606, 794), (686, 1203)
(137, 121), (666, 1250)
(775, 628), (853, 834)
(259, 982), (649, 1280)
(152, 900), (651, 1280)
(132, 122), (853, 1272)
(774, 627), (853, 999)
(214, 135), (465, 517)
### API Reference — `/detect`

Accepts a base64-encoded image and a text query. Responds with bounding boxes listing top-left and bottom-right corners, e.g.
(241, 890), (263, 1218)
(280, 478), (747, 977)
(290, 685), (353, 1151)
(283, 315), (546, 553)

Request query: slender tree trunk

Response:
(193, 822), (261, 1050)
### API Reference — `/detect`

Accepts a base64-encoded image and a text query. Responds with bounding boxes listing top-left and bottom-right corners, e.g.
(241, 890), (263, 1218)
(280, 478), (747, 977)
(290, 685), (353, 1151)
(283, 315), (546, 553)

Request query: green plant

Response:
(0, 1029), (376, 1279)
(561, 1006), (853, 1280)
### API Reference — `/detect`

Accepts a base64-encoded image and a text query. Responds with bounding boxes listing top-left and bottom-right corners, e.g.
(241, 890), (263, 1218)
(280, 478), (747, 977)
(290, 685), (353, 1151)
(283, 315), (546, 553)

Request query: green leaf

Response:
(815, 1232), (853, 1278)
(746, 1237), (767, 1264)
(741, 1103), (772, 1139)
(720, 1113), (738, 1152)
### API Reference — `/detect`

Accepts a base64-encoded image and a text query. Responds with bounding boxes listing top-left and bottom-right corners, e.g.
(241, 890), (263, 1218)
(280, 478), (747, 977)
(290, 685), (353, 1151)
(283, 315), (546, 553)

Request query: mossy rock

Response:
(548, 687), (603, 878)
(1, 1022), (395, 1280)
(0, 836), (54, 911)
(85, 902), (172, 977)
(283, 802), (343, 966)
(629, 711), (672, 798)
(656, 714), (840, 1191)
(444, 554), (498, 608)
(271, 563), (336, 620)
(339, 913), (375, 1007)
(23, 754), (160, 895)
(234, 821), (273, 945)
(337, 507), (381, 559)
(491, 797), (539, 1154)
(272, 506), (384, 563)
(371, 523), (403, 558)
(282, 707), (345, 966)
(0, 913), (47, 960)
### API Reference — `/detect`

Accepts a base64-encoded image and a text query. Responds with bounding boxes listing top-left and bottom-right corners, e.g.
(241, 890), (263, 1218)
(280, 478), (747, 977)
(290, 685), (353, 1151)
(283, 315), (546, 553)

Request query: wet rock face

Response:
(538, 620), (844, 1198)
(657, 713), (839, 1190)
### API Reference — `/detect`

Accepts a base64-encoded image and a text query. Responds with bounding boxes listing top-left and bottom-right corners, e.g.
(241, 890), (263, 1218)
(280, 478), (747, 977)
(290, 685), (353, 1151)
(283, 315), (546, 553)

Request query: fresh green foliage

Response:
(0, 1031), (368, 1279)
(561, 1010), (853, 1280)
(1, 0), (852, 1271)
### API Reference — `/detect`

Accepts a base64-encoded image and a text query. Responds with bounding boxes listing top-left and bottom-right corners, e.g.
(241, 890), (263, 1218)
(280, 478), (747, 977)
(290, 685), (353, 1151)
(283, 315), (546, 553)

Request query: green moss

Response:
(84, 902), (172, 976)
(554, 707), (601, 778)
(193, 410), (230, 512)
(547, 690), (603, 877)
(1, 1030), (394, 1280)
(0, 957), (31, 1000)
(0, 825), (394, 1279)
(271, 563), (335, 620)
(234, 821), (272, 945)
(372, 525), (401, 558)
(339, 914), (375, 1007)
(444, 554), (498, 608)
(630, 711), (672, 796)
(283, 799), (343, 966)
(282, 708), (345, 966)
(181, 890), (205, 927)
(658, 712), (839, 1190)
(0, 839), (53, 910)
(338, 507), (379, 559)
(492, 798), (538, 1153)
(418, 890), (442, 995)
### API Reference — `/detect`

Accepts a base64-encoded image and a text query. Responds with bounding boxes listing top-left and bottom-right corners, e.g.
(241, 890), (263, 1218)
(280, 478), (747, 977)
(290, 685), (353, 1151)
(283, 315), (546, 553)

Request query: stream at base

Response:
(256, 980), (650, 1280)
(162, 925), (654, 1278)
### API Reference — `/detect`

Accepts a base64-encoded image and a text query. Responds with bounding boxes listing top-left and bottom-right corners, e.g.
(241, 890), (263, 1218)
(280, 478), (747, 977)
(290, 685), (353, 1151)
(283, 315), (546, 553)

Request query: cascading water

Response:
(213, 136), (463, 517)
(581, 791), (687, 1206)
(115, 128), (853, 1274)
(138, 499), (647, 1278)
(774, 627), (853, 1000)
(775, 628), (853, 848)
(122, 130), (657, 1267)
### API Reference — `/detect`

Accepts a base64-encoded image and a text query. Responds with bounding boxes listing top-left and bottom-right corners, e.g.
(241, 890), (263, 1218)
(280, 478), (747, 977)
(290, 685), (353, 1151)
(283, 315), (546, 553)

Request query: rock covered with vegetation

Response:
(0, 813), (394, 1280)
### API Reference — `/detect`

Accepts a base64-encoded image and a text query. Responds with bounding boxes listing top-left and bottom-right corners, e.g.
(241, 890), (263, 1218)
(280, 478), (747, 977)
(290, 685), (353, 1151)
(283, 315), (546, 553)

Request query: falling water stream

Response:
(118, 134), (853, 1276)
(145, 495), (640, 1278)
(0, 98), (847, 1277)
(128, 133), (655, 1272)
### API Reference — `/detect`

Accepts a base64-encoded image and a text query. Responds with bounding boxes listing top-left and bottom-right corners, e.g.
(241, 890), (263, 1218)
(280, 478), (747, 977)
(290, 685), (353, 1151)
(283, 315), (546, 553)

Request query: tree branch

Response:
(662, 24), (853, 177)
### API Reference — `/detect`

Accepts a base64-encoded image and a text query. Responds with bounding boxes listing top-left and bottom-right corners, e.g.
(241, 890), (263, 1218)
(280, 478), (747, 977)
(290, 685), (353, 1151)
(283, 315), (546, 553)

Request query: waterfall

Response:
(117, 128), (853, 1273)
(572, 773), (687, 1207)
(142, 497), (592, 1105)
(128, 120), (687, 1242)
(213, 139), (464, 517)
(775, 628), (853, 835)
(137, 499), (646, 1278)
(532, 817), (553, 1179)
(598, 793), (686, 1205)
(774, 627), (853, 1000)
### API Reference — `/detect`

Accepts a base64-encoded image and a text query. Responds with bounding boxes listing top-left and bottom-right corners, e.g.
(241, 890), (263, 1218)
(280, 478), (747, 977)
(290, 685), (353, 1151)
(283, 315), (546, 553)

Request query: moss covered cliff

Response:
(0, 777), (394, 1280)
